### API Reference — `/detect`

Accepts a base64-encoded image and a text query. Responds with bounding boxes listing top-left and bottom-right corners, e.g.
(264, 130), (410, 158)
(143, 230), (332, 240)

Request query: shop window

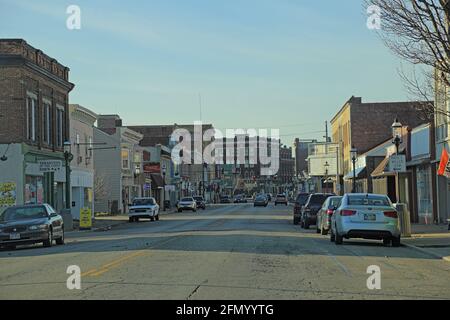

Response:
(25, 176), (43, 204)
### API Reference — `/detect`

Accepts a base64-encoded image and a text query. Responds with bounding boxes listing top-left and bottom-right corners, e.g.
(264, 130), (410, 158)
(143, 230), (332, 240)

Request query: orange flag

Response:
(438, 149), (449, 176)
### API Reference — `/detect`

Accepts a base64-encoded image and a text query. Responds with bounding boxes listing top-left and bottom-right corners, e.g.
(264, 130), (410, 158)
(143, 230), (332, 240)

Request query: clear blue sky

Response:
(0, 0), (409, 144)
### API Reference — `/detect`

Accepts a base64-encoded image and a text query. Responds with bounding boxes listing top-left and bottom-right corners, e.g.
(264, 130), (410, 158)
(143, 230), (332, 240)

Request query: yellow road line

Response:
(81, 251), (148, 277)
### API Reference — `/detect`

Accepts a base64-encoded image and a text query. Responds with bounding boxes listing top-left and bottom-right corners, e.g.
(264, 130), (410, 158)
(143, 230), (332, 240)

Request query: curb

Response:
(402, 242), (450, 261)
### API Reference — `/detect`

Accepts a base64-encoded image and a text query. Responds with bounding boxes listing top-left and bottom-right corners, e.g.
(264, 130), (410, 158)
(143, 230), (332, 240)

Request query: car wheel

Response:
(330, 228), (335, 242)
(303, 220), (309, 229)
(383, 238), (391, 247)
(135, 217), (140, 222)
(129, 217), (133, 223)
(293, 217), (299, 225)
(335, 232), (343, 245)
(56, 228), (65, 245)
(155, 215), (160, 221)
(178, 209), (182, 213)
(321, 227), (328, 236)
(43, 229), (53, 247)
(150, 216), (155, 222)
(392, 236), (401, 247)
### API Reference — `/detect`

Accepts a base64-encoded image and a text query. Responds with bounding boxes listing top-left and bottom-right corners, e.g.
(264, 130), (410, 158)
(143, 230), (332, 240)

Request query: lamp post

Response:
(162, 165), (166, 211)
(63, 141), (73, 209)
(350, 145), (357, 193)
(391, 118), (403, 155)
(324, 161), (330, 193)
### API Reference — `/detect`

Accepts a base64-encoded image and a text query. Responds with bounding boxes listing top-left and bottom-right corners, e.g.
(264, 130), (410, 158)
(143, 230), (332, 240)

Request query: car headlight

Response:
(29, 224), (48, 231)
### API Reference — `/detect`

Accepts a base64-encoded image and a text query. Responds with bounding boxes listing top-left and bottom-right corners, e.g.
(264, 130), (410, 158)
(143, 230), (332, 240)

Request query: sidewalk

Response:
(402, 224), (450, 262)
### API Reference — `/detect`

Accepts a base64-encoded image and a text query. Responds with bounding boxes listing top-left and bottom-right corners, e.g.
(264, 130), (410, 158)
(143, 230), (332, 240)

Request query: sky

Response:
(0, 0), (410, 144)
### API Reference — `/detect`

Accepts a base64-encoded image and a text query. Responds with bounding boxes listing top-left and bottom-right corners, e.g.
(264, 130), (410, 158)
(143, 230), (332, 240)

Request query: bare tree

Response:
(365, 0), (450, 118)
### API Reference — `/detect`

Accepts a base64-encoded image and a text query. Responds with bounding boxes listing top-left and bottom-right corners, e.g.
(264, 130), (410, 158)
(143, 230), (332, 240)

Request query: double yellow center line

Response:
(81, 251), (148, 277)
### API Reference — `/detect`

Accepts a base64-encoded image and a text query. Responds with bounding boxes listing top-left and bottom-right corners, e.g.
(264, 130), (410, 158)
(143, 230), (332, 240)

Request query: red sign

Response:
(437, 149), (449, 177)
(143, 163), (160, 174)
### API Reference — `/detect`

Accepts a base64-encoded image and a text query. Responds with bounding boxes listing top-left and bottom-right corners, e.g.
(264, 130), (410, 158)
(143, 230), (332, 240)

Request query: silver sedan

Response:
(330, 193), (401, 246)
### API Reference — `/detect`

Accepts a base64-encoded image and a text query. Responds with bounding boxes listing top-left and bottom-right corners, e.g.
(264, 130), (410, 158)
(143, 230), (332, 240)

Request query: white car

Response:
(330, 193), (401, 246)
(128, 197), (160, 222)
(177, 197), (197, 212)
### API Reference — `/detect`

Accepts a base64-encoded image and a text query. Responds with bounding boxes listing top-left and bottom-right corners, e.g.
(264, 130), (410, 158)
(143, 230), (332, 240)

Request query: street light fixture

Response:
(350, 145), (357, 193)
(391, 118), (403, 155)
(63, 141), (73, 210)
(162, 165), (167, 211)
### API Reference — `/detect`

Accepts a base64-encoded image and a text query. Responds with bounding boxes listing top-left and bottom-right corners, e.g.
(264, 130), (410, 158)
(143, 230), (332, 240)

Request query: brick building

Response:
(0, 39), (74, 211)
(331, 96), (429, 193)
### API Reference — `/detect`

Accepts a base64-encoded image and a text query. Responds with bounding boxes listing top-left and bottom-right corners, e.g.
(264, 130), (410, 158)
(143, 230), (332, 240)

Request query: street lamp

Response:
(63, 141), (73, 209)
(350, 145), (357, 193)
(391, 118), (403, 155)
(162, 165), (167, 211)
(324, 161), (330, 193)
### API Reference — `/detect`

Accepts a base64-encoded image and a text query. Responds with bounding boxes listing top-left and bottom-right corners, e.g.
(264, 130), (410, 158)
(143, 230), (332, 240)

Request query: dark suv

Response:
(300, 193), (335, 229)
(293, 193), (309, 225)
(193, 196), (206, 210)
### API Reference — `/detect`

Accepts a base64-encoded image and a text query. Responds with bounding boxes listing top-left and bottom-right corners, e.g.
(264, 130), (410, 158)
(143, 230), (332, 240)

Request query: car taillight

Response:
(326, 209), (334, 215)
(341, 210), (356, 216)
(384, 211), (398, 219)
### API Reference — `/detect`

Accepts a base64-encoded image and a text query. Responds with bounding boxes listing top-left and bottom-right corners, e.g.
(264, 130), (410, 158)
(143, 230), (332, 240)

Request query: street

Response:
(1, 204), (449, 300)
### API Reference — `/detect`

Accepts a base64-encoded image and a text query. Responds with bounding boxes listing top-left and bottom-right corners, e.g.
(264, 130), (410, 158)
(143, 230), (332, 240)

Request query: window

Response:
(56, 106), (64, 148)
(26, 96), (37, 141)
(122, 149), (130, 169)
(42, 101), (51, 145)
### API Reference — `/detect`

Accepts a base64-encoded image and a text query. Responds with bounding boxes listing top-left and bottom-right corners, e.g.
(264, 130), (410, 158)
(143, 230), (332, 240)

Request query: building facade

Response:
(0, 39), (74, 212)
(69, 104), (97, 220)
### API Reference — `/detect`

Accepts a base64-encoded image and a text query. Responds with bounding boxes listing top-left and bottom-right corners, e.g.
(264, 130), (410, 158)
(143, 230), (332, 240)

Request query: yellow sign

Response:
(79, 207), (92, 229)
(0, 182), (16, 207)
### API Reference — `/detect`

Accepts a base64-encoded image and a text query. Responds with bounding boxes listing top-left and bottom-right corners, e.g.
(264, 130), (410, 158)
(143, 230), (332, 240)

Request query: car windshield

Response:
(256, 196), (266, 200)
(296, 194), (309, 205)
(0, 206), (48, 222)
(347, 195), (391, 206)
(309, 195), (330, 205)
(193, 197), (203, 201)
(132, 198), (156, 206)
(181, 198), (193, 202)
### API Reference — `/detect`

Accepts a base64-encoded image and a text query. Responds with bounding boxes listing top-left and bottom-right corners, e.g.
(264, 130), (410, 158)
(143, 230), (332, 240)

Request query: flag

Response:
(437, 148), (449, 177)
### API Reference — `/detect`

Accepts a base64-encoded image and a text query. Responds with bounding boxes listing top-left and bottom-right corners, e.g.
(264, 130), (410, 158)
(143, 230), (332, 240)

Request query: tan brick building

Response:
(0, 39), (74, 211)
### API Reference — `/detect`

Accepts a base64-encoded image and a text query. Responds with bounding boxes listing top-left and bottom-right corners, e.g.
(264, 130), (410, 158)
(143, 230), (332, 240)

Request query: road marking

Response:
(82, 251), (147, 277)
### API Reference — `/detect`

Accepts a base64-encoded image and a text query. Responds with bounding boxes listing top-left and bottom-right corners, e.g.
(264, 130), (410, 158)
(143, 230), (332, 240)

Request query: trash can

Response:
(164, 200), (171, 210)
(394, 203), (411, 238)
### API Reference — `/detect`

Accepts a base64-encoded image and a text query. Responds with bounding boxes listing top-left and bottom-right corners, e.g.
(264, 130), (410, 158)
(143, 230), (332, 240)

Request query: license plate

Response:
(9, 233), (20, 240)
(364, 214), (376, 221)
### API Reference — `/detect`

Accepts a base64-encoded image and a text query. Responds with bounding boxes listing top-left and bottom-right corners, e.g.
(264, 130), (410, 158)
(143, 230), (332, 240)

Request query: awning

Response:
(343, 166), (367, 180)
(371, 157), (395, 178)
(150, 174), (164, 189)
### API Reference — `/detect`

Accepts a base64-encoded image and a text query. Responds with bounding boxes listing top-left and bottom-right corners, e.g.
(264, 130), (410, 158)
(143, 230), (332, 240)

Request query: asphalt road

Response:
(1, 203), (449, 300)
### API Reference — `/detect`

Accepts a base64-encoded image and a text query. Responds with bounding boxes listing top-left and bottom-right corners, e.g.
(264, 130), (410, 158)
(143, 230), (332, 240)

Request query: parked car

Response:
(274, 193), (288, 206)
(193, 196), (206, 210)
(254, 194), (269, 207)
(177, 197), (197, 212)
(293, 193), (310, 225)
(300, 193), (335, 229)
(0, 204), (64, 249)
(220, 195), (231, 204)
(233, 194), (247, 203)
(129, 197), (160, 222)
(316, 196), (342, 235)
(330, 193), (401, 246)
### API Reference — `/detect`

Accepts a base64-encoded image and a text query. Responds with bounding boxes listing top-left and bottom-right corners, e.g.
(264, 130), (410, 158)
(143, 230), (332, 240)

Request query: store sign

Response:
(38, 160), (63, 172)
(437, 149), (450, 178)
(0, 182), (16, 207)
(165, 185), (176, 192)
(388, 155), (406, 172)
(79, 207), (92, 230)
(143, 163), (160, 174)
